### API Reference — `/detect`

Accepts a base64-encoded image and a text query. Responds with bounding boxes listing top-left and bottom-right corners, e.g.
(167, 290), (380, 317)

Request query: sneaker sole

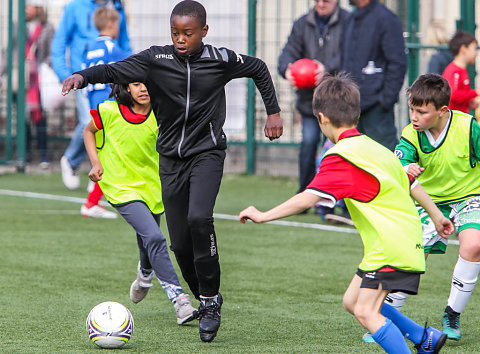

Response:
(200, 331), (217, 342)
(177, 310), (198, 325)
(434, 333), (448, 353)
(324, 214), (355, 226)
(445, 333), (461, 341)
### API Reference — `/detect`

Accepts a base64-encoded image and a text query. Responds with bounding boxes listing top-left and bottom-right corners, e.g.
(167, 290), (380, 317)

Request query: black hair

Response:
(448, 30), (477, 56)
(170, 0), (206, 27)
(407, 73), (451, 110)
(109, 83), (134, 107)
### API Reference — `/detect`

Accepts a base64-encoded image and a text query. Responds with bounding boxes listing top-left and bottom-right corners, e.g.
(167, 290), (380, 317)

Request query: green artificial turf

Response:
(0, 172), (478, 352)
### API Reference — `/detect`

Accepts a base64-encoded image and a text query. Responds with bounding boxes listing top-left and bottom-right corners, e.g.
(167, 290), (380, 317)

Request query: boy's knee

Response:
(342, 296), (355, 314)
(187, 214), (213, 230)
(352, 304), (370, 325)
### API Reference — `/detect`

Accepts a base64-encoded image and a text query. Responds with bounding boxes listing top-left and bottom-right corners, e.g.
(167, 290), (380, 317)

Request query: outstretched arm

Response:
(410, 183), (453, 238)
(62, 48), (152, 95)
(239, 191), (320, 223)
(83, 121), (103, 182)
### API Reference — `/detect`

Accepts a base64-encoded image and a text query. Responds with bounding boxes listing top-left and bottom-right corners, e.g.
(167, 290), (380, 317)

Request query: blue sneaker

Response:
(415, 326), (447, 353)
(362, 332), (376, 343)
(441, 311), (461, 340)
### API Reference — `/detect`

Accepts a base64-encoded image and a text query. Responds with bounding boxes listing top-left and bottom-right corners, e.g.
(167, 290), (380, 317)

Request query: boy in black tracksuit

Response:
(62, 0), (283, 343)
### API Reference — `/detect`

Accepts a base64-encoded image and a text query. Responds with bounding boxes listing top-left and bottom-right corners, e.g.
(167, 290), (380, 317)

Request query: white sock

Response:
(384, 292), (408, 311)
(447, 255), (480, 313)
(200, 294), (218, 305)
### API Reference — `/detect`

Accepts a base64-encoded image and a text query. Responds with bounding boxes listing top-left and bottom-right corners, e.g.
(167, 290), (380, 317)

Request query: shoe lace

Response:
(445, 312), (460, 330)
(414, 321), (429, 350)
(199, 302), (219, 320)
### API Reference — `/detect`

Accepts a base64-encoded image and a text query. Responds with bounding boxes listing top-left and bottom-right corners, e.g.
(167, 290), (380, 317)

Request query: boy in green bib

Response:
(392, 73), (480, 340)
(239, 73), (453, 353)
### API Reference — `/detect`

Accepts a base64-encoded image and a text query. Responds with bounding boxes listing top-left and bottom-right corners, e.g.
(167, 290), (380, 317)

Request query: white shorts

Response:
(418, 197), (480, 254)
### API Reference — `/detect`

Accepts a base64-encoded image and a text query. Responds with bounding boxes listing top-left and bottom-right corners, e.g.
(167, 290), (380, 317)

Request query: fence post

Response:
(6, 0), (14, 163)
(16, 0), (27, 172)
(406, 0), (419, 85)
(457, 0), (476, 82)
(246, 0), (257, 175)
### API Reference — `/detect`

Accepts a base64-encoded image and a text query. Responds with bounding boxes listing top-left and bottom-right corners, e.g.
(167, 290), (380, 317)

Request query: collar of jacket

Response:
(173, 42), (205, 62)
(306, 4), (341, 28)
(89, 0), (124, 12)
(353, 0), (378, 19)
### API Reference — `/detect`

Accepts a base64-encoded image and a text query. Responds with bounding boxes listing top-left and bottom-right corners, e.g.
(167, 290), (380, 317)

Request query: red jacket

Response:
(442, 62), (477, 113)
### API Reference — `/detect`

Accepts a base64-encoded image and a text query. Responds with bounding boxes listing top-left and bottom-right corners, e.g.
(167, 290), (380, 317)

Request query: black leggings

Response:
(160, 150), (225, 298)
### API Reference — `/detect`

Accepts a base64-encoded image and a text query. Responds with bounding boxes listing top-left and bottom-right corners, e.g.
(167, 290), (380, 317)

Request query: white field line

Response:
(1, 189), (460, 245)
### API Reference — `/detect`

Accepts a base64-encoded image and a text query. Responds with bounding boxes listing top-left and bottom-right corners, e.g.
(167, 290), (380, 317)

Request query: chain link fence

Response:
(0, 0), (476, 175)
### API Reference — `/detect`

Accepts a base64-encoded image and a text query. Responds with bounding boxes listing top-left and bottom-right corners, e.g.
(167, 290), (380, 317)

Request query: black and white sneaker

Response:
(198, 293), (223, 342)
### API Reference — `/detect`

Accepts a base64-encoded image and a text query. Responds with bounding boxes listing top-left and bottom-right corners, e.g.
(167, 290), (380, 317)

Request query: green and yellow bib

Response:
(401, 110), (480, 204)
(325, 135), (425, 272)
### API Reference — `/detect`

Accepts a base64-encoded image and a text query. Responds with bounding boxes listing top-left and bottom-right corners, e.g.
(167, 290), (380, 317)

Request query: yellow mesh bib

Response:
(325, 135), (424, 272)
(96, 100), (163, 214)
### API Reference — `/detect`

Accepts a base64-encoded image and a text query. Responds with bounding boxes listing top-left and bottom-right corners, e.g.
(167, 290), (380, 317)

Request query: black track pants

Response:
(159, 150), (225, 298)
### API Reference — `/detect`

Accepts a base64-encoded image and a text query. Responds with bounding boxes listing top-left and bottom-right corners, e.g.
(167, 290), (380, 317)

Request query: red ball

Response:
(290, 58), (318, 89)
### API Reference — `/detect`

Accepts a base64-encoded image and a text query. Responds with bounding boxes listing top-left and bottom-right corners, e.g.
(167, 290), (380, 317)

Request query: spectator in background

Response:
(25, 1), (55, 168)
(80, 6), (130, 219)
(442, 30), (480, 114)
(278, 0), (349, 217)
(426, 21), (454, 75)
(51, 0), (131, 190)
(0, 0), (55, 168)
(342, 0), (407, 151)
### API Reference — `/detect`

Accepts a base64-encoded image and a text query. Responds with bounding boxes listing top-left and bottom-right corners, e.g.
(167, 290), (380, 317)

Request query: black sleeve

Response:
(225, 50), (280, 115)
(74, 48), (152, 87)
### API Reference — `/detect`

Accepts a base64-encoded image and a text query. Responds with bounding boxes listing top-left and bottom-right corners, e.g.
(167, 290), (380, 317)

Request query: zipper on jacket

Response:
(177, 59), (191, 158)
(209, 122), (217, 146)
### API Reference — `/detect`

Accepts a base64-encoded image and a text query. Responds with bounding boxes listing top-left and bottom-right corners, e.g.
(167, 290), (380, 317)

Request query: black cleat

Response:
(198, 293), (223, 342)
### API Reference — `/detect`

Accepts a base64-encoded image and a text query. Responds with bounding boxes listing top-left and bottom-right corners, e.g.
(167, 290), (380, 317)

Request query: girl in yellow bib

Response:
(83, 82), (196, 325)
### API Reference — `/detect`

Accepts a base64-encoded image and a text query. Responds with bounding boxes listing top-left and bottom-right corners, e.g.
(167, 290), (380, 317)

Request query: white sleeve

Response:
(304, 189), (336, 208)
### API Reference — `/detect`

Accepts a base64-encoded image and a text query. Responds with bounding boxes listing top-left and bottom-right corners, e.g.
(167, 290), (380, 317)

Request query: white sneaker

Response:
(174, 293), (197, 325)
(60, 156), (80, 190)
(81, 204), (117, 219)
(130, 262), (154, 303)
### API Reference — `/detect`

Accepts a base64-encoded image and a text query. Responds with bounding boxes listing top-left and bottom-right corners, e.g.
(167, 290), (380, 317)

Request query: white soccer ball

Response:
(86, 301), (134, 349)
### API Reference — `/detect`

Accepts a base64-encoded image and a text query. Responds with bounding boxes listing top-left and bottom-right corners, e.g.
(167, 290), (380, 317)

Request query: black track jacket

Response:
(76, 43), (281, 159)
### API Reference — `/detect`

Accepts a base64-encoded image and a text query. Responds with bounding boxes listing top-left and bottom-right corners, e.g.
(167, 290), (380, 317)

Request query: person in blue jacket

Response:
(341, 0), (406, 151)
(51, 0), (131, 190)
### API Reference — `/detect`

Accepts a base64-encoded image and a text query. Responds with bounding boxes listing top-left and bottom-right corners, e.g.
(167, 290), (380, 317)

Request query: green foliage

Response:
(0, 173), (479, 352)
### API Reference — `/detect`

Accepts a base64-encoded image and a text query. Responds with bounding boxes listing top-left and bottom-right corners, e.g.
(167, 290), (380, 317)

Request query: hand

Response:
(407, 163), (424, 178)
(62, 73), (84, 96)
(469, 98), (480, 110)
(88, 163), (103, 182)
(433, 216), (454, 239)
(264, 113), (283, 141)
(285, 64), (296, 87)
(239, 206), (265, 223)
(313, 60), (325, 87)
